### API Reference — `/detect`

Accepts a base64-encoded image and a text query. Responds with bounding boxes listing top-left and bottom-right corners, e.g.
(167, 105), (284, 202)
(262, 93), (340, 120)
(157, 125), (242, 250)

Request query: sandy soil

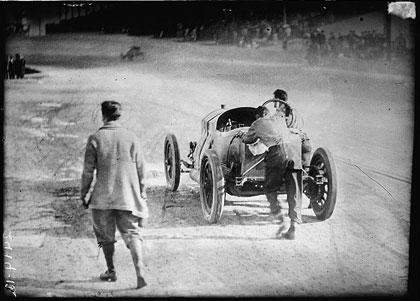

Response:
(3, 33), (413, 297)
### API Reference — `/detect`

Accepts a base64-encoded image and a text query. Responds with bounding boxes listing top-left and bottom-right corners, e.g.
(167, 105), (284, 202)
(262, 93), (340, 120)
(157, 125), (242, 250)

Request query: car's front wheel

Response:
(199, 149), (225, 223)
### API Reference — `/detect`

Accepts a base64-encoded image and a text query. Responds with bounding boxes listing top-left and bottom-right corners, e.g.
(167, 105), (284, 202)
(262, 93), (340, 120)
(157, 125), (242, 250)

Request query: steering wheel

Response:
(261, 98), (291, 116)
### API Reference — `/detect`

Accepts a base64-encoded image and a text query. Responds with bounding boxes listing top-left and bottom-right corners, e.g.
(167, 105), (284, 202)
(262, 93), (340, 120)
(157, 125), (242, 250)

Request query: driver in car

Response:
(273, 89), (312, 173)
(240, 106), (302, 240)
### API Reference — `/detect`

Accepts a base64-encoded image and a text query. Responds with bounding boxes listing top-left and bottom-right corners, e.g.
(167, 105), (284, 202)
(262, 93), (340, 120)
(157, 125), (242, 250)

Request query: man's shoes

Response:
(99, 270), (117, 282)
(281, 229), (295, 240)
(279, 223), (297, 240)
(137, 276), (147, 289)
(275, 224), (287, 237)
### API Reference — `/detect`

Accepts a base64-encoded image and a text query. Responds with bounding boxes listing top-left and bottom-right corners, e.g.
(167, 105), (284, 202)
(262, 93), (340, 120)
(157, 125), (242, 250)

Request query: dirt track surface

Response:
(4, 34), (413, 297)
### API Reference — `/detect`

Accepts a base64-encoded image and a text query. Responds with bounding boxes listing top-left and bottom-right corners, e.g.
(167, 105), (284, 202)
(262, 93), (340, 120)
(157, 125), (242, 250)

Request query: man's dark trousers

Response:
(264, 144), (302, 223)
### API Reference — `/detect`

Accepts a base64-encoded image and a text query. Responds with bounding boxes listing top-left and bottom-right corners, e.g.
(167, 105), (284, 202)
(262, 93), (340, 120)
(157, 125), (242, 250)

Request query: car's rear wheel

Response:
(304, 147), (337, 220)
(164, 133), (181, 192)
(200, 149), (225, 223)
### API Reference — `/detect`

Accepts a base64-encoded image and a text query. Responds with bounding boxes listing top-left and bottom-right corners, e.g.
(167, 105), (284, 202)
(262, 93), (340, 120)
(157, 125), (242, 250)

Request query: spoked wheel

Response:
(164, 133), (181, 192)
(199, 149), (225, 223)
(304, 147), (337, 220)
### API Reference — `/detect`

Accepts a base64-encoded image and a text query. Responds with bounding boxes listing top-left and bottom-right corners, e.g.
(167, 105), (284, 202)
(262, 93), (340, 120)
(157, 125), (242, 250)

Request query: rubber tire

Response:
(309, 147), (337, 220)
(199, 149), (225, 223)
(164, 133), (181, 192)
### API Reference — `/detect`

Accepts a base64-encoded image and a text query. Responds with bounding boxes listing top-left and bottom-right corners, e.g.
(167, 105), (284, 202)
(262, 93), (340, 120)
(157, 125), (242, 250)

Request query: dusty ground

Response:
(3, 33), (413, 297)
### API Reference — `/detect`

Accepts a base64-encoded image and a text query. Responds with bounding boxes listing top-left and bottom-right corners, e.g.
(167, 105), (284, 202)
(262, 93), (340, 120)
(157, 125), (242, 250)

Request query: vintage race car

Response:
(163, 99), (337, 223)
(120, 46), (145, 61)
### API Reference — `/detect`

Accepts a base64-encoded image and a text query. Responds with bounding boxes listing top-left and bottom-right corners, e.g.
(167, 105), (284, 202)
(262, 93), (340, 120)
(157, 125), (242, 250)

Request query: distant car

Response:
(120, 46), (144, 61)
(164, 99), (337, 223)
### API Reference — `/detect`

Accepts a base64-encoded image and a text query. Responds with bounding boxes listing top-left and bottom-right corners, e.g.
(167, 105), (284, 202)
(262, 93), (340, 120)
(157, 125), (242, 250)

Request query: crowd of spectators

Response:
(174, 11), (336, 48)
(306, 29), (409, 64)
(4, 53), (26, 79)
(175, 19), (300, 49)
(174, 11), (409, 63)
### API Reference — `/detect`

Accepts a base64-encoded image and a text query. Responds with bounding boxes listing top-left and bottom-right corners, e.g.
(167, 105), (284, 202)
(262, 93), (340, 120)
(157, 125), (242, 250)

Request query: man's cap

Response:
(101, 101), (122, 120)
(273, 89), (288, 101)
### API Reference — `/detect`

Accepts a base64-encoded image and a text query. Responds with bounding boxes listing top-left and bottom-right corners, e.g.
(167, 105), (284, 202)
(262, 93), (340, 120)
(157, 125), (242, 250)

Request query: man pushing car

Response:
(240, 104), (303, 239)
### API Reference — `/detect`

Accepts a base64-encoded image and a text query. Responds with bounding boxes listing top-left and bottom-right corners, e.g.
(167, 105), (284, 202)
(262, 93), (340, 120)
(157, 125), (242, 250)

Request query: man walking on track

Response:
(81, 100), (149, 289)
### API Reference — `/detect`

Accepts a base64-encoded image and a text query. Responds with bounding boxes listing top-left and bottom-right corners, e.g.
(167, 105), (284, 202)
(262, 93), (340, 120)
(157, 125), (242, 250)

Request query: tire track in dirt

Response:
(332, 162), (409, 257)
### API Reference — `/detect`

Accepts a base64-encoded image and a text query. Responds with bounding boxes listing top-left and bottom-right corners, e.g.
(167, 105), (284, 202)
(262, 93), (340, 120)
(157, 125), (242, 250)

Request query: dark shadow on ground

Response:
(25, 66), (40, 74)
(15, 278), (66, 289)
(50, 183), (94, 238)
(153, 186), (322, 227)
(27, 180), (323, 239)
(14, 277), (135, 297)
